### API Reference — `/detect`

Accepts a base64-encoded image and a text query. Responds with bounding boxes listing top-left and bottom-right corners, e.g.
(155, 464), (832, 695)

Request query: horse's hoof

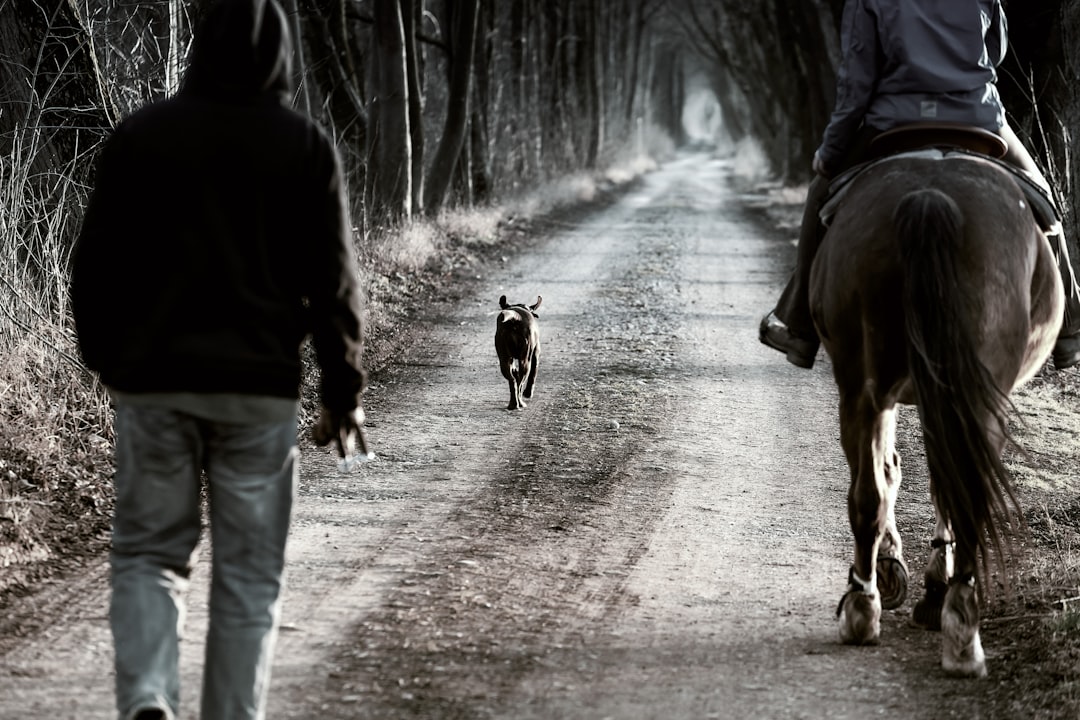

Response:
(942, 631), (987, 679)
(911, 598), (943, 631)
(910, 577), (947, 631)
(838, 590), (881, 645)
(941, 582), (986, 678)
(911, 595), (946, 630)
(942, 654), (988, 679)
(876, 555), (909, 610)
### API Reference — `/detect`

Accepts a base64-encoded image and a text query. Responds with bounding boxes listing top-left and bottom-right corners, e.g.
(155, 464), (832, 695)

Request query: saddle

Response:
(868, 122), (1008, 160)
(820, 122), (1060, 232)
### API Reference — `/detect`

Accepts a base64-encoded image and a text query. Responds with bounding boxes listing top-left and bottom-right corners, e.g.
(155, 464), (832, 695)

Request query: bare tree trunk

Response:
(165, 0), (183, 96)
(297, 0), (369, 157)
(527, 0), (544, 175)
(468, 0), (494, 204)
(577, 0), (602, 168)
(508, 0), (528, 179)
(403, 0), (425, 214)
(557, 0), (575, 166)
(424, 0), (480, 216)
(774, 0), (838, 174)
(624, 0), (646, 123)
(601, 0), (631, 150)
(538, 0), (562, 170)
(368, 0), (412, 223)
(591, 0), (606, 164)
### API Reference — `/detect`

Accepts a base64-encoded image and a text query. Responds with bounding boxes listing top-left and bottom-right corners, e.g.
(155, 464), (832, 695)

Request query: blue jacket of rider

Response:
(816, 0), (1007, 177)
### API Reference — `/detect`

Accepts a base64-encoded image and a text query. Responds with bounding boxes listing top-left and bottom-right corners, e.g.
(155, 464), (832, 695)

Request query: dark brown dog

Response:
(494, 295), (542, 410)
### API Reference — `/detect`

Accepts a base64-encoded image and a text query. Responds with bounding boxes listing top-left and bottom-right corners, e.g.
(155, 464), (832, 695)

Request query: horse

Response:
(808, 151), (1064, 677)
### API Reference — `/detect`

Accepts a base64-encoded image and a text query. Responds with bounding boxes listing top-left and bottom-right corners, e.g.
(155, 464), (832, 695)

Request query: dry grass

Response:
(1003, 369), (1080, 716)
(1012, 8), (1080, 707)
(0, 333), (114, 595)
(0, 116), (114, 595)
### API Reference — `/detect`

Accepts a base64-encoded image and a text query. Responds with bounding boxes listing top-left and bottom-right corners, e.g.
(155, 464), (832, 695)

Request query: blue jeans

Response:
(110, 403), (298, 720)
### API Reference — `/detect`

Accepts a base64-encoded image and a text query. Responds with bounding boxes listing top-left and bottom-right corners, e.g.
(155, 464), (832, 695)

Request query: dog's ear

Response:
(499, 295), (509, 309)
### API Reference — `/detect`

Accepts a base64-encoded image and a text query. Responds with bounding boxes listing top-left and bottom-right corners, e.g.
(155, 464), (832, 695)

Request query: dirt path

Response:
(1, 153), (1074, 718)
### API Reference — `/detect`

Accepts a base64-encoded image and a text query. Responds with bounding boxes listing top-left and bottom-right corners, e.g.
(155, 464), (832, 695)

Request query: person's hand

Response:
(812, 150), (828, 178)
(313, 404), (372, 465)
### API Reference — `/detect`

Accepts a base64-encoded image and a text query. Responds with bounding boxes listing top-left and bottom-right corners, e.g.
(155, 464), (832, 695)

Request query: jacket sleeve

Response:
(305, 133), (367, 413)
(71, 129), (127, 374)
(986, 0), (1007, 68)
(816, 0), (880, 175)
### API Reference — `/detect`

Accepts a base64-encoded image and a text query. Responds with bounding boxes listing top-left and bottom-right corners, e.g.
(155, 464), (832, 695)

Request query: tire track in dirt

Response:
(296, 165), (696, 719)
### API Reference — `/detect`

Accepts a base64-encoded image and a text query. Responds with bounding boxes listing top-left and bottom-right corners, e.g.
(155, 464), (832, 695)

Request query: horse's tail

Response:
(895, 189), (1020, 574)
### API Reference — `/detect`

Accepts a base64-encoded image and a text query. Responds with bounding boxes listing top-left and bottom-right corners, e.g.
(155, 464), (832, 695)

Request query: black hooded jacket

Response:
(72, 0), (365, 411)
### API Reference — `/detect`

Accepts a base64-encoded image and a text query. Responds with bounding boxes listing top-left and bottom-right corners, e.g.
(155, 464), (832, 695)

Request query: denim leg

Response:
(200, 417), (298, 720)
(111, 404), (204, 720)
(774, 174), (830, 339)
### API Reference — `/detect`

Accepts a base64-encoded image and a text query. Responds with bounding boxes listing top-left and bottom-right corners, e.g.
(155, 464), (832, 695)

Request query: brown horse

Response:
(809, 153), (1064, 677)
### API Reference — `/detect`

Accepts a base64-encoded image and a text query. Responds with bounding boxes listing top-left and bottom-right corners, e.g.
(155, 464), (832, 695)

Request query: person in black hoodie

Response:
(70, 1), (366, 718)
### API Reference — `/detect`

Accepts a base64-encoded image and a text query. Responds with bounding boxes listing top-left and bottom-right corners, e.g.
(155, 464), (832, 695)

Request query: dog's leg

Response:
(523, 351), (538, 399)
(506, 377), (520, 410)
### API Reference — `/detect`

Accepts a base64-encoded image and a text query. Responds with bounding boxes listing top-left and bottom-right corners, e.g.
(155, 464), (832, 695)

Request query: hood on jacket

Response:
(183, 0), (293, 101)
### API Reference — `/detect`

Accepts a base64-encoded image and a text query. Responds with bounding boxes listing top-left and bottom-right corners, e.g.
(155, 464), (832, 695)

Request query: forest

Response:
(2, 0), (1080, 594)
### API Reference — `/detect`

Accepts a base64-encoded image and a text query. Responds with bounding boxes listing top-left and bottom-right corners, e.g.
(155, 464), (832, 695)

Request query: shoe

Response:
(759, 311), (819, 369)
(1053, 332), (1080, 370)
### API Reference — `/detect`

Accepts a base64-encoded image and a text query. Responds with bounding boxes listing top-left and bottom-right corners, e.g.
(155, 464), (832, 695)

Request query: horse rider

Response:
(759, 0), (1080, 371)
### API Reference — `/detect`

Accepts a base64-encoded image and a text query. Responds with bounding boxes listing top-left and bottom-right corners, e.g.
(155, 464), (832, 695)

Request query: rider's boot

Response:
(1048, 224), (1080, 370)
(760, 175), (826, 369)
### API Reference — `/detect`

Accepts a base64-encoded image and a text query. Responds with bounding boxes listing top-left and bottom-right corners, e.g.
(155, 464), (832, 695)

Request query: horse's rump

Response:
(811, 156), (1059, 398)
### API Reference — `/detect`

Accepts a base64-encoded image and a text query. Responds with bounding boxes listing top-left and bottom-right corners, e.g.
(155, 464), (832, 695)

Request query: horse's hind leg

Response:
(911, 508), (953, 631)
(937, 407), (1007, 678)
(936, 402), (1011, 678)
(941, 547), (986, 678)
(836, 393), (903, 644)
